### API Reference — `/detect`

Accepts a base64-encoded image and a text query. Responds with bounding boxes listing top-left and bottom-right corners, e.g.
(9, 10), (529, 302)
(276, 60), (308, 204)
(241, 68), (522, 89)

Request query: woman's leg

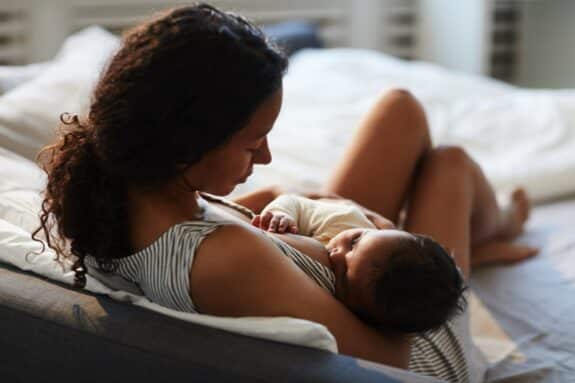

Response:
(417, 146), (533, 247)
(324, 88), (534, 257)
(403, 147), (475, 278)
(404, 146), (537, 277)
(323, 89), (431, 223)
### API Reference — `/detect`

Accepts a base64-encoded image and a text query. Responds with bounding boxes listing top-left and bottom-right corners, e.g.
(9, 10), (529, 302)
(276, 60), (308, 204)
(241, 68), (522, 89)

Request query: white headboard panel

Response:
(0, 1), (28, 64)
(0, 0), (419, 64)
(69, 0), (350, 46)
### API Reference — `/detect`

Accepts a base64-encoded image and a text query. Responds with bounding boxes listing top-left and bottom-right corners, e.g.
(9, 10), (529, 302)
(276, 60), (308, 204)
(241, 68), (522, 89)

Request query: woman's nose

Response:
(254, 138), (272, 164)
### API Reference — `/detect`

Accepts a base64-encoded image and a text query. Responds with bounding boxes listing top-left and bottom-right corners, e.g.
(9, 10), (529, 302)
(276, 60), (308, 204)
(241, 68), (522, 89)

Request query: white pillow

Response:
(0, 62), (50, 94)
(0, 146), (45, 236)
(0, 189), (42, 233)
(0, 146), (45, 192)
(0, 26), (120, 160)
(0, 218), (74, 283)
(0, 217), (340, 355)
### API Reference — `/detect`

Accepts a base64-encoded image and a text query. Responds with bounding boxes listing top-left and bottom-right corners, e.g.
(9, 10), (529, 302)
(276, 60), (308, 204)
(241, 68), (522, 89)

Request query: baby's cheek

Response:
(333, 274), (346, 302)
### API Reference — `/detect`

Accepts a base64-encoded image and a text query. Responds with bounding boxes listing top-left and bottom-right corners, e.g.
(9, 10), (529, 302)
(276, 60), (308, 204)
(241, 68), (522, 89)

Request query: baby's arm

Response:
(252, 194), (302, 234)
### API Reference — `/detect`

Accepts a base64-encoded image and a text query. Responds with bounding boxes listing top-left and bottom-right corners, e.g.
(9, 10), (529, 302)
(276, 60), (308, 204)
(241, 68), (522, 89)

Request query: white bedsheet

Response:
(471, 198), (575, 382)
(232, 49), (575, 203)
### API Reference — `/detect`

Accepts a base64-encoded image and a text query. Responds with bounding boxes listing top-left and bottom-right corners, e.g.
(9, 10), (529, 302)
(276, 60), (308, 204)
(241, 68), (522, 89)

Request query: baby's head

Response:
(326, 228), (467, 334)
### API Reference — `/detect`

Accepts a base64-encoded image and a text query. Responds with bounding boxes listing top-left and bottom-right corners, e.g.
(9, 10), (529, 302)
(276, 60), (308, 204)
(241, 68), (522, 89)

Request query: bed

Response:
(1, 26), (574, 382)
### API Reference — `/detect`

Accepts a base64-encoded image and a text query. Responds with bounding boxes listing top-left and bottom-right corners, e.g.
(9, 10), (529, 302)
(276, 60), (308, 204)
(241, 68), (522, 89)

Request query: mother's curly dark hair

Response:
(32, 3), (288, 287)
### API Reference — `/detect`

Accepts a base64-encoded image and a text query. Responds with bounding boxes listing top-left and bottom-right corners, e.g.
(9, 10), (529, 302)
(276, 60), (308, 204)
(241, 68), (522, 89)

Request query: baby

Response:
(252, 194), (466, 334)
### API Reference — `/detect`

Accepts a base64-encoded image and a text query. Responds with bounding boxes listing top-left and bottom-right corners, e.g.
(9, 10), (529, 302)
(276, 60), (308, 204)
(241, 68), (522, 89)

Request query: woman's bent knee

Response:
(377, 88), (418, 111)
(370, 88), (430, 144)
(425, 145), (473, 175)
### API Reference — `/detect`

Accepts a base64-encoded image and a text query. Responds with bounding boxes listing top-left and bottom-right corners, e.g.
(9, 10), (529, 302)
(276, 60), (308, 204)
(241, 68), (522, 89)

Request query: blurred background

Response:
(0, 0), (572, 89)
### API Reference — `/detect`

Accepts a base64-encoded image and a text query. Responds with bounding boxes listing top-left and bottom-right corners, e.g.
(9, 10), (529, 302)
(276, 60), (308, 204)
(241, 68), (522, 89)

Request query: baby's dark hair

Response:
(362, 234), (467, 334)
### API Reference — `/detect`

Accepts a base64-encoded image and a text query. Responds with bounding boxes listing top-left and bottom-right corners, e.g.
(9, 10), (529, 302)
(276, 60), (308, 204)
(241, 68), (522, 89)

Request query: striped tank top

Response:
(85, 195), (470, 383)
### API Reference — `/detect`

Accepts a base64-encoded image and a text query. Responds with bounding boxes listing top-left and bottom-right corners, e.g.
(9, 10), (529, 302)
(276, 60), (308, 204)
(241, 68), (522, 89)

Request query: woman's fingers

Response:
(305, 191), (342, 200)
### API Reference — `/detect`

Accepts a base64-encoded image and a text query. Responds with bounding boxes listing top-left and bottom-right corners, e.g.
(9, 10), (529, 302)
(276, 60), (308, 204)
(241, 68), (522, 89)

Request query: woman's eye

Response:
(351, 234), (361, 247)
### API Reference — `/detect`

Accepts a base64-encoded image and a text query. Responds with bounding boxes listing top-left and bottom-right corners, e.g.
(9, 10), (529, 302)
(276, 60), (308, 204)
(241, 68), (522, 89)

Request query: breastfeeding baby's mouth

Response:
(326, 247), (337, 269)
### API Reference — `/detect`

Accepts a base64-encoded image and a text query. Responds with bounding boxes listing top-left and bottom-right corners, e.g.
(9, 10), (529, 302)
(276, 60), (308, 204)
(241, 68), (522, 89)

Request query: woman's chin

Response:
(203, 183), (237, 196)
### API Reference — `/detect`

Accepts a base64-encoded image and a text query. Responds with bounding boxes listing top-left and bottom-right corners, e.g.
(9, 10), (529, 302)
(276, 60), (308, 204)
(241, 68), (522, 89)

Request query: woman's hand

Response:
(302, 190), (343, 200)
(271, 184), (343, 201)
(252, 211), (298, 234)
(361, 208), (396, 230)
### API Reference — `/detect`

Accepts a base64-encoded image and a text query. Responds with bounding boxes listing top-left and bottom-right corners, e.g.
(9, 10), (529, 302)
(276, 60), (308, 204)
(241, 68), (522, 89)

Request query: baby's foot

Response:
(497, 188), (531, 240)
(472, 240), (539, 267)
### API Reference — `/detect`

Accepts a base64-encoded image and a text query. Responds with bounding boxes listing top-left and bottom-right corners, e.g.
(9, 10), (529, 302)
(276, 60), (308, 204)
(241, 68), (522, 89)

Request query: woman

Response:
(34, 4), (536, 382)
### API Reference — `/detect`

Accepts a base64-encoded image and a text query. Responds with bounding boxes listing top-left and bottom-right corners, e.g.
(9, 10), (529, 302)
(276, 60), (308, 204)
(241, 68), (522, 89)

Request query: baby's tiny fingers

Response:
(278, 217), (290, 233)
(260, 211), (273, 229)
(269, 216), (280, 232)
(251, 215), (261, 228)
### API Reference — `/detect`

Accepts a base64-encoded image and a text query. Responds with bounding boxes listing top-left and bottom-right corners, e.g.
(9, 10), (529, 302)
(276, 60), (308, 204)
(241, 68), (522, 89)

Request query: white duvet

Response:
(233, 49), (575, 203)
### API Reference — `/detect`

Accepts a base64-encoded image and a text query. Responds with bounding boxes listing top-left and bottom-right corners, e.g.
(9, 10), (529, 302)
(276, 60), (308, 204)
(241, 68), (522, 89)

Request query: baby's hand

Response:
(251, 211), (298, 234)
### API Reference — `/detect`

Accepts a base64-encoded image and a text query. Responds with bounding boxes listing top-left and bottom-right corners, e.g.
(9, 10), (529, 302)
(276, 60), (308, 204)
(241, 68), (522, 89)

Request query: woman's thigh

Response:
(323, 89), (431, 223)
(403, 146), (475, 278)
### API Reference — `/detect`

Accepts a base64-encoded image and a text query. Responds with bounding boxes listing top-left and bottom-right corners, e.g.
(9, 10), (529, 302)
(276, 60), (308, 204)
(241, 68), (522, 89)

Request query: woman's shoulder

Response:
(188, 222), (299, 314)
(192, 222), (272, 267)
(127, 219), (230, 257)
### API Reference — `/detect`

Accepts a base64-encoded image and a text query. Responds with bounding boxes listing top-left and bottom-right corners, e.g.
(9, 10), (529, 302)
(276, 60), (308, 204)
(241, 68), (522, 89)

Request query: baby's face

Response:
(326, 228), (414, 313)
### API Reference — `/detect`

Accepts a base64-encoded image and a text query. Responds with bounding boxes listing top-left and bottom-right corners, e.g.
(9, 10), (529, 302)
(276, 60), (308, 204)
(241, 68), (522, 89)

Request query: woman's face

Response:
(182, 87), (283, 195)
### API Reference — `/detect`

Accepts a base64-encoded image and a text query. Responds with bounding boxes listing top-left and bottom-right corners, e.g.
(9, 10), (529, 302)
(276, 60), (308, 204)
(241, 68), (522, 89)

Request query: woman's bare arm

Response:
(231, 185), (281, 214)
(232, 185), (345, 214)
(189, 223), (411, 368)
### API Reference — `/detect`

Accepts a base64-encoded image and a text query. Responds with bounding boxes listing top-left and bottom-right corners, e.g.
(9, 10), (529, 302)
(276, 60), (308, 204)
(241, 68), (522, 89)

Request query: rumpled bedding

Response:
(233, 49), (575, 204)
(471, 199), (575, 382)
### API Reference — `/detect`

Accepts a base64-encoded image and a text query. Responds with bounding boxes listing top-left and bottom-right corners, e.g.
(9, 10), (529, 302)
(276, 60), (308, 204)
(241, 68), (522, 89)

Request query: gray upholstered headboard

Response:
(0, 0), (419, 64)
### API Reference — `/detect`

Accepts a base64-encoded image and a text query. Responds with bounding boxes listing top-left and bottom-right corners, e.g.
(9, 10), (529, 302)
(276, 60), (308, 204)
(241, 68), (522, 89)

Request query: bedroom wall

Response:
(516, 0), (575, 89)
(416, 0), (494, 76)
